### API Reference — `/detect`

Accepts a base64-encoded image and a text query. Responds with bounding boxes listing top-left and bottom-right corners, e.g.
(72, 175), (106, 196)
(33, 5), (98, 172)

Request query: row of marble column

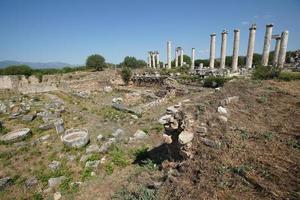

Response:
(163, 24), (289, 70)
(208, 24), (289, 70)
(147, 51), (160, 68)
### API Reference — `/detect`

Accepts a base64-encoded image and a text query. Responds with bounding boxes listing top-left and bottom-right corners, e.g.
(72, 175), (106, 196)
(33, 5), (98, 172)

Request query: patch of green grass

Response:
(285, 138), (300, 149)
(142, 159), (158, 171)
(105, 162), (114, 175)
(86, 154), (100, 162)
(256, 95), (267, 103)
(141, 128), (149, 134)
(59, 177), (79, 194)
(32, 193), (43, 200)
(150, 123), (164, 134)
(36, 164), (71, 186)
(112, 186), (156, 200)
(98, 106), (128, 121)
(237, 129), (249, 141)
(131, 145), (149, 161)
(81, 168), (93, 181)
(109, 147), (130, 167)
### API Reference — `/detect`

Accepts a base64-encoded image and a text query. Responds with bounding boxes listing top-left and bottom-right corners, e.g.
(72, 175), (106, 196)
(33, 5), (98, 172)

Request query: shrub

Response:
(120, 56), (146, 69)
(203, 76), (229, 88)
(109, 147), (129, 167)
(120, 67), (132, 85)
(252, 65), (281, 80)
(1, 65), (33, 77)
(278, 71), (300, 81)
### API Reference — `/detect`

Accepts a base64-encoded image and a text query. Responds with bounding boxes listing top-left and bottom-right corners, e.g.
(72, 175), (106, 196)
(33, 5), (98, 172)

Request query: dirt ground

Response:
(0, 73), (299, 200)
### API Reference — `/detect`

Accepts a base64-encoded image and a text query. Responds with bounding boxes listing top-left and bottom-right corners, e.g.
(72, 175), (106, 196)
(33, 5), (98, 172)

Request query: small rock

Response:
(25, 176), (38, 188)
(37, 134), (51, 143)
(158, 115), (172, 125)
(166, 106), (178, 115)
(133, 130), (148, 140)
(48, 176), (66, 188)
(112, 97), (123, 103)
(39, 123), (53, 130)
(221, 96), (239, 106)
(197, 126), (207, 133)
(0, 177), (12, 190)
(178, 131), (194, 145)
(48, 160), (61, 170)
(215, 87), (221, 92)
(104, 86), (113, 93)
(200, 137), (221, 148)
(91, 172), (96, 176)
(218, 115), (228, 123)
(67, 155), (76, 162)
(54, 191), (62, 200)
(85, 160), (100, 169)
(54, 118), (64, 135)
(96, 134), (104, 141)
(22, 114), (36, 122)
(86, 144), (100, 154)
(112, 129), (125, 138)
(99, 138), (116, 153)
(217, 106), (228, 115)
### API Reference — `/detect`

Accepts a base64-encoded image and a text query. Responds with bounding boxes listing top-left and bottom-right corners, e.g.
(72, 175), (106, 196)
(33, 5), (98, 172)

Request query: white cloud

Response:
(241, 21), (249, 25)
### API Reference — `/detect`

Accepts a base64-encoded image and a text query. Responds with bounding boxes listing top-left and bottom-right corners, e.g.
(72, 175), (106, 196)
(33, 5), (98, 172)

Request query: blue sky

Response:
(0, 0), (299, 65)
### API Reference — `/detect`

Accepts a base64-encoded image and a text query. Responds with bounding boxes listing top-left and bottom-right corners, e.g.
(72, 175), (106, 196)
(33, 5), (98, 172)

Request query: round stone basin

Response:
(0, 128), (31, 143)
(61, 128), (89, 148)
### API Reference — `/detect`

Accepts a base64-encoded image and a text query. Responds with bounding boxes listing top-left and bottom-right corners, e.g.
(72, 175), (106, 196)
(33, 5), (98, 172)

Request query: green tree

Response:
(86, 54), (106, 71)
(1, 65), (33, 77)
(172, 55), (192, 67)
(120, 67), (132, 85)
(121, 56), (146, 68)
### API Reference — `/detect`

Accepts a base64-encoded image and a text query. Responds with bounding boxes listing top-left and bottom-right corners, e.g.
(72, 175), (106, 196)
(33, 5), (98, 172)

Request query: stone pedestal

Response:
(278, 31), (289, 68)
(220, 30), (228, 69)
(261, 24), (274, 66)
(209, 33), (216, 69)
(246, 24), (256, 69)
(232, 29), (240, 72)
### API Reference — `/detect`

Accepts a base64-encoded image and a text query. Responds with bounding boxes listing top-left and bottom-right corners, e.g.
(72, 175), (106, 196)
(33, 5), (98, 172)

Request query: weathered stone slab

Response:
(0, 128), (31, 144)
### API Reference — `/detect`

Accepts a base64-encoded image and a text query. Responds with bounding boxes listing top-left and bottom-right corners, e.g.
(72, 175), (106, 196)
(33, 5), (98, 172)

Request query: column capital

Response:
(249, 24), (256, 30)
(210, 33), (216, 36)
(222, 30), (228, 34)
(234, 29), (240, 32)
(266, 23), (274, 28)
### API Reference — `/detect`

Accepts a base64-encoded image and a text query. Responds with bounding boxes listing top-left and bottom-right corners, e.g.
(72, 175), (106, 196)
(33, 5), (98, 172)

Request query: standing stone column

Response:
(220, 30), (228, 69)
(261, 24), (274, 66)
(191, 48), (195, 70)
(175, 48), (179, 67)
(180, 48), (184, 66)
(246, 24), (257, 69)
(272, 36), (281, 66)
(156, 52), (160, 68)
(278, 31), (289, 68)
(167, 41), (172, 69)
(231, 29), (240, 72)
(148, 52), (152, 68)
(209, 33), (216, 69)
(152, 52), (156, 68)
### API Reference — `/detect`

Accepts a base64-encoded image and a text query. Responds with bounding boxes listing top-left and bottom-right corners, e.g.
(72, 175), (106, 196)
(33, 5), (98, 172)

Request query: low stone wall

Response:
(0, 71), (115, 94)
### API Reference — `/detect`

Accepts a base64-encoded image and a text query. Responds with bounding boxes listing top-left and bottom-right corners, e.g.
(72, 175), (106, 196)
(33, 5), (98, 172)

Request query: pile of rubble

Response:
(159, 102), (195, 160)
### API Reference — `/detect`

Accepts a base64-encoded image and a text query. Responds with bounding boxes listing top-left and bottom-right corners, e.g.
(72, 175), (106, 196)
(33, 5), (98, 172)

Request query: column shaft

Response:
(246, 24), (256, 69)
(180, 49), (184, 66)
(272, 37), (281, 66)
(232, 29), (240, 72)
(220, 30), (228, 69)
(261, 24), (274, 66)
(167, 41), (171, 69)
(191, 48), (195, 70)
(209, 33), (216, 68)
(175, 49), (178, 67)
(278, 31), (289, 68)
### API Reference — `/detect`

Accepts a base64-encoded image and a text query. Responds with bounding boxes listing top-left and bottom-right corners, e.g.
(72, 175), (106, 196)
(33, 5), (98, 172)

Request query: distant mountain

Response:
(0, 60), (75, 69)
